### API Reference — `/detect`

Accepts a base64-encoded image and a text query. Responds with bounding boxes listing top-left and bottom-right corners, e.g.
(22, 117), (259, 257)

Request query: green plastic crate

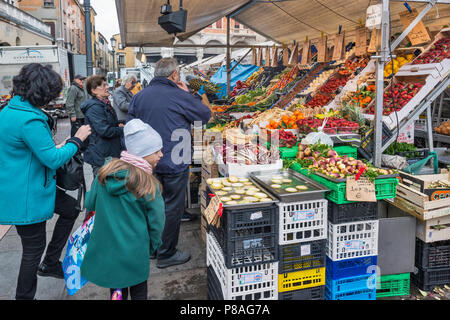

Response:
(279, 144), (299, 159)
(376, 273), (410, 298)
(334, 145), (357, 159)
(290, 163), (399, 204)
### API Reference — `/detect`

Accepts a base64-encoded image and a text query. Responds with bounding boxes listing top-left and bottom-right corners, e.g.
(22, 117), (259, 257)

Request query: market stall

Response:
(116, 0), (450, 301)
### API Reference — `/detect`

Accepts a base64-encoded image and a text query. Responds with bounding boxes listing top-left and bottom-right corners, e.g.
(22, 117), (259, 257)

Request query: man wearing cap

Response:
(66, 75), (87, 137)
(127, 57), (211, 269)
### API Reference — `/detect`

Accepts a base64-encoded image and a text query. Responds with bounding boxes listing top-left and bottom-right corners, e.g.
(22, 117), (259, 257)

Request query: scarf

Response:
(120, 151), (153, 175)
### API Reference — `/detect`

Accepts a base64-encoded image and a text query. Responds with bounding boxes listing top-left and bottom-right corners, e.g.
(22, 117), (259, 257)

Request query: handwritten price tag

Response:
(399, 9), (431, 46)
(346, 176), (376, 202)
(205, 196), (222, 226)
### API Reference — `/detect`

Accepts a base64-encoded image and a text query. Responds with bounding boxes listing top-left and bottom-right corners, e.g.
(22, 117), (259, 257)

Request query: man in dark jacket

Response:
(66, 75), (87, 137)
(127, 57), (211, 269)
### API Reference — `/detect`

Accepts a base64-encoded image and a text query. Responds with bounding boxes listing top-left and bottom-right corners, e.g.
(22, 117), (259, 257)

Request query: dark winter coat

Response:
(127, 77), (211, 175)
(81, 97), (124, 167)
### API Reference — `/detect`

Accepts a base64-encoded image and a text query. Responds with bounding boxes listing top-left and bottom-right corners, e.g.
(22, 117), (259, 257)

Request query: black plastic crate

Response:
(327, 201), (378, 224)
(396, 149), (429, 165)
(279, 286), (325, 300)
(207, 266), (224, 300)
(278, 239), (326, 274)
(411, 267), (450, 291)
(415, 238), (450, 270)
(208, 202), (279, 269)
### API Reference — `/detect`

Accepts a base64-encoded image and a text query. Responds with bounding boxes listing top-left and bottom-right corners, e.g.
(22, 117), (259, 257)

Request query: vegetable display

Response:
(296, 117), (359, 134)
(288, 143), (397, 181)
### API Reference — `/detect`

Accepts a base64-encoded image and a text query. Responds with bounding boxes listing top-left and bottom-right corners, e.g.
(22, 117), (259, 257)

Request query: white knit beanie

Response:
(124, 119), (163, 157)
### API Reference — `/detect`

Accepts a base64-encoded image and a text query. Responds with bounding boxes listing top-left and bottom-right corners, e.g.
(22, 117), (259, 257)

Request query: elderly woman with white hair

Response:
(112, 74), (138, 122)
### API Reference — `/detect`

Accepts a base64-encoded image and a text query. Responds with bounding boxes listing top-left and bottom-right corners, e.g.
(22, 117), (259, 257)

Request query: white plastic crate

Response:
(206, 232), (278, 300)
(278, 199), (328, 245)
(327, 219), (379, 261)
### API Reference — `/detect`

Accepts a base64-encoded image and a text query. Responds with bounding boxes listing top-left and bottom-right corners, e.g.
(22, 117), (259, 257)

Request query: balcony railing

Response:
(0, 1), (52, 40)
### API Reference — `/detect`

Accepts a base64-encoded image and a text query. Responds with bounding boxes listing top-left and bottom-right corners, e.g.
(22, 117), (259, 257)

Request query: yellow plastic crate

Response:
(278, 267), (326, 293)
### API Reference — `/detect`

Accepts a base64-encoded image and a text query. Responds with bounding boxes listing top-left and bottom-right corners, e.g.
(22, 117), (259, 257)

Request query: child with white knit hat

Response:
(80, 119), (165, 300)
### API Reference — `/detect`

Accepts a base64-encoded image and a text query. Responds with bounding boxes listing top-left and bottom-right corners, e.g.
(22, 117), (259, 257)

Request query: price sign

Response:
(366, 4), (382, 29)
(282, 45), (289, 66)
(264, 46), (271, 67)
(252, 46), (257, 65)
(301, 40), (311, 65)
(346, 176), (376, 202)
(317, 36), (328, 62)
(288, 42), (299, 66)
(204, 195), (222, 226)
(368, 28), (380, 53)
(355, 27), (367, 56)
(271, 46), (279, 67)
(332, 32), (345, 61)
(399, 9), (431, 46)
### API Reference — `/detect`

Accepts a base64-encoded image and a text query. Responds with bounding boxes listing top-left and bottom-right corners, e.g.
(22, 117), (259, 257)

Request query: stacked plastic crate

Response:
(205, 193), (280, 300)
(412, 239), (450, 291)
(276, 196), (328, 300)
(325, 202), (379, 300)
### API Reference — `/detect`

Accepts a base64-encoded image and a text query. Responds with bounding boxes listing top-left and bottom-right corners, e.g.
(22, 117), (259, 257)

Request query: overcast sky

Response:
(91, 0), (120, 49)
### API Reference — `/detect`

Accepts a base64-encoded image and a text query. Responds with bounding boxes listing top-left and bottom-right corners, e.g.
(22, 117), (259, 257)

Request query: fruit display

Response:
(189, 78), (221, 95)
(267, 65), (300, 95)
(305, 93), (332, 107)
(319, 76), (350, 94)
(276, 130), (297, 148)
(302, 69), (335, 95)
(434, 121), (450, 135)
(245, 107), (294, 128)
(343, 84), (376, 109)
(338, 56), (369, 77)
(364, 81), (424, 116)
(266, 111), (305, 130)
(384, 54), (415, 77)
(412, 36), (450, 65)
(206, 176), (274, 206)
(296, 117), (359, 135)
(245, 68), (264, 87)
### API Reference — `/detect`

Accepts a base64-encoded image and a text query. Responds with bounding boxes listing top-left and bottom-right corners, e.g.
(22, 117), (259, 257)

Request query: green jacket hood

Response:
(104, 170), (130, 196)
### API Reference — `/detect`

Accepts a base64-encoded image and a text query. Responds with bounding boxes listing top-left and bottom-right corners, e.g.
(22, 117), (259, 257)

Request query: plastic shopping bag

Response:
(301, 118), (334, 147)
(62, 212), (95, 296)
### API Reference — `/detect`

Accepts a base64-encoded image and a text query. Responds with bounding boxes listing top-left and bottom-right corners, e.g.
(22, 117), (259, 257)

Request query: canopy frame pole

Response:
(227, 15), (231, 96)
(390, 0), (437, 52)
(229, 48), (253, 73)
(374, 0), (391, 168)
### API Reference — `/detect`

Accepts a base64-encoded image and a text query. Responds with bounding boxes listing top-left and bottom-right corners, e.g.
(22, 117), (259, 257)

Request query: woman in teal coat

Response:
(81, 119), (165, 300)
(0, 63), (91, 300)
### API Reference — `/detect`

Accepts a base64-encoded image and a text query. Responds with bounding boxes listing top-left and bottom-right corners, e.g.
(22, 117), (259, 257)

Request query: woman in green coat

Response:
(81, 119), (165, 300)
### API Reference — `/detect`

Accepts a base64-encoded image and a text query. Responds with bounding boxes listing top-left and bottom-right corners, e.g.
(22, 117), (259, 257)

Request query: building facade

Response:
(94, 31), (111, 76)
(112, 33), (136, 72)
(0, 0), (53, 46)
(17, 0), (86, 54)
(144, 17), (268, 65)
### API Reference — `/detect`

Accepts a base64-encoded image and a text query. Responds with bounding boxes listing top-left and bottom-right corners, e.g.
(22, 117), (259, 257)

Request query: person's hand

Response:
(71, 117), (77, 122)
(176, 81), (189, 92)
(118, 123), (125, 127)
(74, 125), (91, 142)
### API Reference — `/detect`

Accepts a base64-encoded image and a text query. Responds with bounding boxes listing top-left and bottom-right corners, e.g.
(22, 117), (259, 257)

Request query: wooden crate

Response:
(201, 212), (207, 244)
(400, 169), (450, 196)
(416, 214), (450, 243)
(393, 183), (450, 221)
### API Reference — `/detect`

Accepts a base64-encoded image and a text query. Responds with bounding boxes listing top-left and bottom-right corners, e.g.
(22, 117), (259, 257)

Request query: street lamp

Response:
(110, 37), (117, 87)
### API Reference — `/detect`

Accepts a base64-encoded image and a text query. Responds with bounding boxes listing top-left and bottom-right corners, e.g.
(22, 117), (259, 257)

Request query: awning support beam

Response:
(227, 15), (232, 96)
